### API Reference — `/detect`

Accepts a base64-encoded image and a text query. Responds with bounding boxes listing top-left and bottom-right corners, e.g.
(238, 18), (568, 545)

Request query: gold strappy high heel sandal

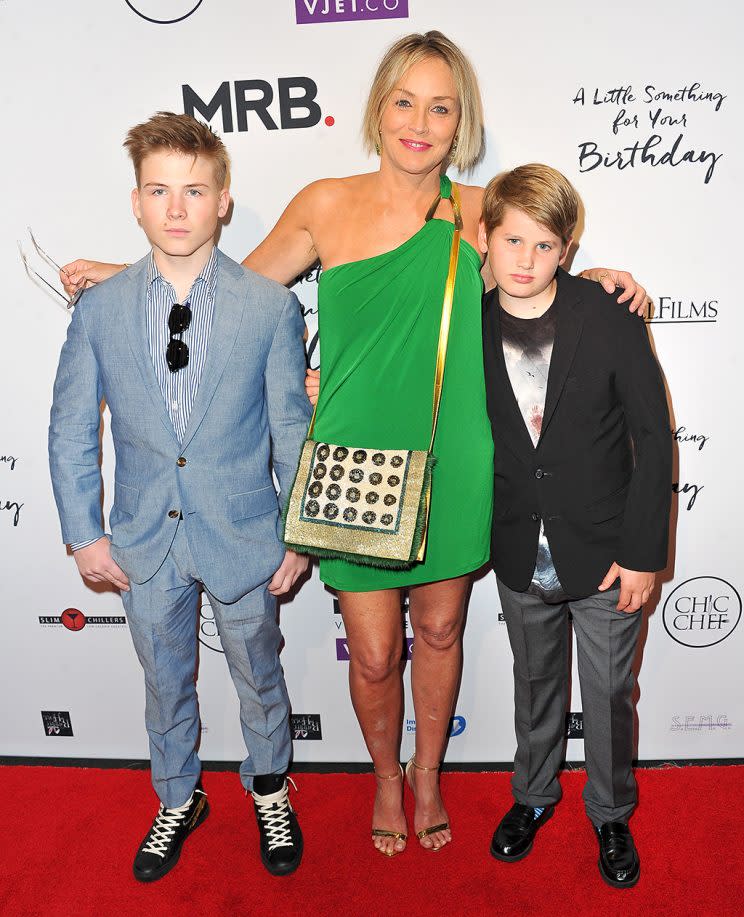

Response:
(405, 756), (450, 850)
(371, 765), (407, 858)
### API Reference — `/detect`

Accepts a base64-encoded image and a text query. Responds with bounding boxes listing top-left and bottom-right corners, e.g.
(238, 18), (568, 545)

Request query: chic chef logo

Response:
(663, 577), (742, 648)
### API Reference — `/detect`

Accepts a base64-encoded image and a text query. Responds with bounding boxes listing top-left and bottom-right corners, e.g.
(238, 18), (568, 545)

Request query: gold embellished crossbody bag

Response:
(283, 183), (463, 568)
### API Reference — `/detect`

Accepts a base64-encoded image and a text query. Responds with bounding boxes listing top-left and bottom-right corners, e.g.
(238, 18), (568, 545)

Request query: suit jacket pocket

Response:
(587, 480), (630, 524)
(228, 485), (279, 522)
(114, 480), (140, 517)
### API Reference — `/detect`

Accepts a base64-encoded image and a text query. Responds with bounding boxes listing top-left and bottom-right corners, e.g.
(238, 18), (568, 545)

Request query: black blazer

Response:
(482, 268), (672, 598)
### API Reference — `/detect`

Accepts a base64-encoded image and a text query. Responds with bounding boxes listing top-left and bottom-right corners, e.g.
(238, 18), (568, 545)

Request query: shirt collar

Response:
(147, 247), (218, 301)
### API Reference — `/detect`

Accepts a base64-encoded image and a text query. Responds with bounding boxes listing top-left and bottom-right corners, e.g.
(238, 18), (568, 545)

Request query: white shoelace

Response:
(140, 793), (196, 859)
(252, 779), (297, 852)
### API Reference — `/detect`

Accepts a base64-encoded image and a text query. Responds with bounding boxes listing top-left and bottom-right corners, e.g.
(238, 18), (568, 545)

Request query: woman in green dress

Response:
(61, 32), (648, 858)
(313, 172), (491, 594)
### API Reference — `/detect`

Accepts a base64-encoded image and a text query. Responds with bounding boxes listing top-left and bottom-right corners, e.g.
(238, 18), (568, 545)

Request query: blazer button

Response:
(177, 456), (187, 467)
(535, 469), (544, 479)
(531, 512), (539, 522)
(168, 510), (180, 519)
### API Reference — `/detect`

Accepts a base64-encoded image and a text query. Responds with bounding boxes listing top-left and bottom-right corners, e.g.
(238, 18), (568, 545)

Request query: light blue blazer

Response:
(49, 250), (311, 603)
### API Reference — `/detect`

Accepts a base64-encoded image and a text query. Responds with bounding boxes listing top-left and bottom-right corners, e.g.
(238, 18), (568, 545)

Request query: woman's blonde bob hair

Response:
(362, 31), (484, 172)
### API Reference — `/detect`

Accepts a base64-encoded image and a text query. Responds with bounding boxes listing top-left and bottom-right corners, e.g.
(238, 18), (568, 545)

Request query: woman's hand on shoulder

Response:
(244, 178), (345, 286)
(59, 260), (126, 297)
(580, 267), (649, 316)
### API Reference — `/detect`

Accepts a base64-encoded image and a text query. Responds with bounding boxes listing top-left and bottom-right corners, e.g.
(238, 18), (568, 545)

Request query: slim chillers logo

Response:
(125, 1), (204, 24)
(295, 0), (409, 24)
(38, 608), (126, 630)
(663, 577), (742, 648)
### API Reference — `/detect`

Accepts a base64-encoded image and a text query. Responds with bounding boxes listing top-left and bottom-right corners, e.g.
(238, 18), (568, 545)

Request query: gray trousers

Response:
(121, 522), (291, 808)
(496, 579), (642, 826)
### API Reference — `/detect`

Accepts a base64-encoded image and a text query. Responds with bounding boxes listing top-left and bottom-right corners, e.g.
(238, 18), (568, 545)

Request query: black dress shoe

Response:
(252, 778), (303, 876)
(596, 821), (640, 888)
(490, 803), (554, 862)
(133, 783), (209, 882)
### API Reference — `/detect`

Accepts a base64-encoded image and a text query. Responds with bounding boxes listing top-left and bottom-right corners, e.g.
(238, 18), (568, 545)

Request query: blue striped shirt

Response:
(71, 248), (217, 551)
(146, 247), (217, 443)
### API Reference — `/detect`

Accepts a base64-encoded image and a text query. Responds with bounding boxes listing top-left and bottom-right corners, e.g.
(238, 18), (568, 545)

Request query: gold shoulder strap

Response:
(428, 181), (462, 451)
(416, 182), (462, 561)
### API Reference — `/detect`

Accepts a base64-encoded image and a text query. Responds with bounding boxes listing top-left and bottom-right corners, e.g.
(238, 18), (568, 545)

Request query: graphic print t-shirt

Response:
(500, 302), (567, 602)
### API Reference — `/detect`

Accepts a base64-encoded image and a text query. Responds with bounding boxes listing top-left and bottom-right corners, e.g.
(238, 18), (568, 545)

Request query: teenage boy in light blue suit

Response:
(49, 113), (312, 882)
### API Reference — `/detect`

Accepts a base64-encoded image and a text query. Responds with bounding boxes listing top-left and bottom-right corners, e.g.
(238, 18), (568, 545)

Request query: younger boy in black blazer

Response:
(480, 164), (672, 888)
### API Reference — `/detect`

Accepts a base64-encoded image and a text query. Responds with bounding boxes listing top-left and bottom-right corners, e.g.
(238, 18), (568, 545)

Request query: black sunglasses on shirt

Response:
(166, 302), (191, 372)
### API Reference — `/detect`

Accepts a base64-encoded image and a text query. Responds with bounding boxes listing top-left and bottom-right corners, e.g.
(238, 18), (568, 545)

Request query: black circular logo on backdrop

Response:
(125, 1), (204, 24)
(663, 576), (742, 648)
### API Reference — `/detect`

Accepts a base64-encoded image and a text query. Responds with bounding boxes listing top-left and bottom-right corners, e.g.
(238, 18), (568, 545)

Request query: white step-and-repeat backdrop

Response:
(1, 1), (740, 763)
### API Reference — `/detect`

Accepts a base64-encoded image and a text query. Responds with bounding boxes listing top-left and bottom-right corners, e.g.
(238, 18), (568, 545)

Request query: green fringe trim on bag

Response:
(282, 453), (436, 569)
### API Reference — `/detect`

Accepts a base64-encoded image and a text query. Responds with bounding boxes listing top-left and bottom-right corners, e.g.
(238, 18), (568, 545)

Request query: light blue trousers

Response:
(121, 523), (291, 807)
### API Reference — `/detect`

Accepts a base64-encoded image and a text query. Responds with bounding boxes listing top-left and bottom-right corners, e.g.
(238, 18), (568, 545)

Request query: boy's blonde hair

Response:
(362, 31), (484, 172)
(482, 164), (579, 243)
(124, 111), (230, 188)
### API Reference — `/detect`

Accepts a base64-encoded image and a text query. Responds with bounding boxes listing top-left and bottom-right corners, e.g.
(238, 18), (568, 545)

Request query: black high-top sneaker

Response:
(251, 777), (303, 876)
(133, 783), (209, 882)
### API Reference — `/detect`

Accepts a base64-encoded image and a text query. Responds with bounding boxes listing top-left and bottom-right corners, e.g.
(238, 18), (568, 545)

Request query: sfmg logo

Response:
(183, 77), (331, 133)
(663, 577), (742, 648)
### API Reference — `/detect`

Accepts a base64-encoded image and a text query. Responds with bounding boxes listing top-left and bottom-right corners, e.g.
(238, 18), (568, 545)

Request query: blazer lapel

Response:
(486, 294), (537, 457)
(538, 275), (584, 446)
(179, 259), (245, 451)
(120, 257), (181, 447)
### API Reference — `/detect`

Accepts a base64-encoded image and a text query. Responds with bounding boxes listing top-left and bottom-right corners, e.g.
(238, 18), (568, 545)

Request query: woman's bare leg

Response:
(338, 587), (407, 856)
(407, 575), (470, 849)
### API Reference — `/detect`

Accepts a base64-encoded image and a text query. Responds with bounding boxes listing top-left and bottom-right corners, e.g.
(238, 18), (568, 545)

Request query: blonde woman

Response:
(62, 31), (647, 858)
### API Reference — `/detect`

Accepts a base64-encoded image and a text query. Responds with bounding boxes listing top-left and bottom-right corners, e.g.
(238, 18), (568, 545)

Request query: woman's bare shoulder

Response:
(295, 172), (376, 211)
(454, 181), (485, 205)
(452, 181), (485, 230)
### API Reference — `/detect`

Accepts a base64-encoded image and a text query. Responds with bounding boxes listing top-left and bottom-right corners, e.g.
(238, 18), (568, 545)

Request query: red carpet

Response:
(3, 764), (742, 917)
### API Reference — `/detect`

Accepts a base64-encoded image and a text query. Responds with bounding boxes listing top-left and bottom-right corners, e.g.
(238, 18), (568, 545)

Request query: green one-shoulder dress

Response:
(314, 176), (493, 591)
